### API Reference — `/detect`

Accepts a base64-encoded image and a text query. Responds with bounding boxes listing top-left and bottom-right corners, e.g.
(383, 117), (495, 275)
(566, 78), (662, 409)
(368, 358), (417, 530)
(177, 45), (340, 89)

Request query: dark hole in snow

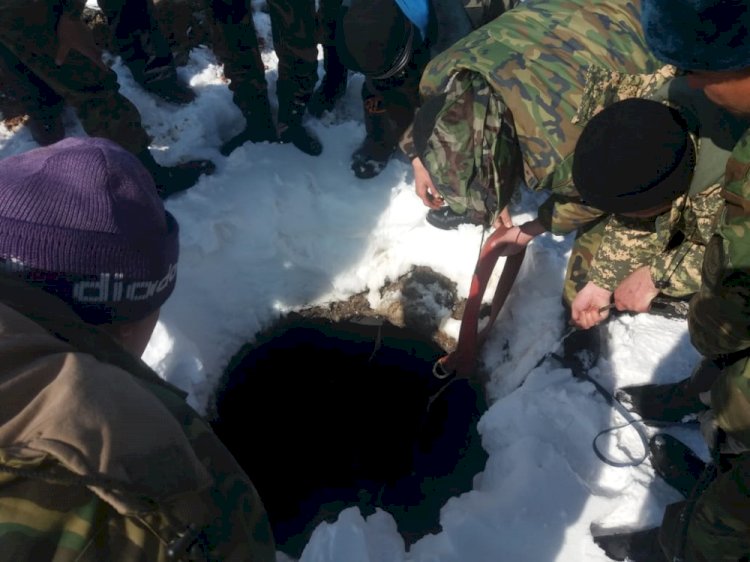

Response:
(210, 313), (488, 557)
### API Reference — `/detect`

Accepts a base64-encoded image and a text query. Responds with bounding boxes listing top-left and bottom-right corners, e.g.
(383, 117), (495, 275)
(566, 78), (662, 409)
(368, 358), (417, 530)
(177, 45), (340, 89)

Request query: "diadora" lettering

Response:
(72, 264), (177, 303)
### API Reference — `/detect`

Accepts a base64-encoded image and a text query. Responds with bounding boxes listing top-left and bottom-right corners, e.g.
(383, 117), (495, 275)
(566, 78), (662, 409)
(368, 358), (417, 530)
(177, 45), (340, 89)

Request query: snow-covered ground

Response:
(0, 7), (707, 560)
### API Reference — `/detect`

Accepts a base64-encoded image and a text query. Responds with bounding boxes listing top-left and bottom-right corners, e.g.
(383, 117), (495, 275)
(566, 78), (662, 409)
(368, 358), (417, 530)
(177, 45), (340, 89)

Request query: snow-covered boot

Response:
(278, 100), (322, 156)
(350, 136), (395, 179)
(649, 433), (707, 498)
(137, 150), (216, 198)
(350, 93), (397, 179)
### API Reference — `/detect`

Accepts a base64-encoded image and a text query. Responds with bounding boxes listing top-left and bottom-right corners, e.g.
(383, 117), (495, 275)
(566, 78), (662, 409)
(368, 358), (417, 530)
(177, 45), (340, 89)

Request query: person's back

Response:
(414, 0), (662, 225)
(0, 137), (275, 561)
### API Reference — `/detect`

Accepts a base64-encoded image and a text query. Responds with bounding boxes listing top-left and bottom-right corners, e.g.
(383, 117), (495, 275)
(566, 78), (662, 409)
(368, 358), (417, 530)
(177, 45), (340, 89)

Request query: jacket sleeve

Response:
(689, 133), (750, 358)
(586, 215), (662, 291)
(537, 194), (605, 235)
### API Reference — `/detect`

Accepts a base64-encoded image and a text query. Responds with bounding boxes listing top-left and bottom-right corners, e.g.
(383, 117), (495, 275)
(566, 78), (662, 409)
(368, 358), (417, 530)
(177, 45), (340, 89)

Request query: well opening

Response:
(210, 312), (488, 557)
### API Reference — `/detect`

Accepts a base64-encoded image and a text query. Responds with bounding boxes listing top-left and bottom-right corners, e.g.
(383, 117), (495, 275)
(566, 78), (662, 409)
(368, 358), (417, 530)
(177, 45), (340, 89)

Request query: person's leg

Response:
(660, 453), (750, 562)
(208, 0), (276, 155)
(0, 5), (213, 195)
(98, 0), (194, 104)
(267, 0), (322, 155)
(0, 41), (65, 145)
(307, 0), (346, 117)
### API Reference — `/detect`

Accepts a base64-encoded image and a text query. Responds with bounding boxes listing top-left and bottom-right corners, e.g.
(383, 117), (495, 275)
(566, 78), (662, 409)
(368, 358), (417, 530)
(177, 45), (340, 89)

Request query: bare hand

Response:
(412, 157), (443, 210)
(613, 266), (659, 313)
(570, 281), (613, 329)
(55, 13), (106, 70)
(492, 206), (513, 230)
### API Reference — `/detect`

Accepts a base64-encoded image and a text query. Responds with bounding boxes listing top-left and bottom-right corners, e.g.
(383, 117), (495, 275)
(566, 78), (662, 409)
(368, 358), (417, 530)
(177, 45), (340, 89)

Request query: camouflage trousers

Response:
(659, 453), (750, 561)
(207, 0), (339, 124)
(0, 1), (150, 155)
(98, 0), (177, 87)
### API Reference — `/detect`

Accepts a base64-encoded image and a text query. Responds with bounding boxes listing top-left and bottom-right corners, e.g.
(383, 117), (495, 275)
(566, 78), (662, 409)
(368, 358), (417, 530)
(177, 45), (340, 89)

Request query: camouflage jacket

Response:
(419, 0), (661, 198)
(688, 129), (750, 448)
(0, 276), (275, 562)
(418, 0), (748, 293)
(573, 69), (748, 294)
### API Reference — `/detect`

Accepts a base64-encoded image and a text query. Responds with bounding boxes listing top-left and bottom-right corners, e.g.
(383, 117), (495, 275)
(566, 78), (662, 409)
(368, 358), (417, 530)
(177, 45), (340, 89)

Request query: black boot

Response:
(308, 46), (348, 118)
(649, 434), (707, 498)
(350, 136), (396, 179)
(426, 207), (486, 230)
(278, 101), (322, 156)
(591, 526), (667, 562)
(351, 93), (397, 179)
(616, 378), (709, 425)
(140, 63), (195, 105)
(138, 150), (216, 199)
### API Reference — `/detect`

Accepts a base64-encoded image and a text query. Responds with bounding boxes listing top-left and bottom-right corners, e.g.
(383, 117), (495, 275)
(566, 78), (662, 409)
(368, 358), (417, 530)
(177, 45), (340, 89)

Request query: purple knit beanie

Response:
(0, 137), (179, 324)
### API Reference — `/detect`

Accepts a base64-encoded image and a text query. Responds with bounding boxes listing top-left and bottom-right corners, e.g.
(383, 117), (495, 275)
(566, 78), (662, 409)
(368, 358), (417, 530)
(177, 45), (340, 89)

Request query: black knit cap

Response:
(572, 98), (695, 214)
(336, 0), (414, 79)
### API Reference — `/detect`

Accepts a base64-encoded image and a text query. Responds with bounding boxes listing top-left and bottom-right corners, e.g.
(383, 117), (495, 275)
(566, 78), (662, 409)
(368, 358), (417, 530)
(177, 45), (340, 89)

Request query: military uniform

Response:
(664, 128), (750, 562)
(0, 0), (151, 155)
(0, 274), (276, 561)
(415, 0), (748, 306)
(208, 0), (340, 154)
(559, 68), (748, 304)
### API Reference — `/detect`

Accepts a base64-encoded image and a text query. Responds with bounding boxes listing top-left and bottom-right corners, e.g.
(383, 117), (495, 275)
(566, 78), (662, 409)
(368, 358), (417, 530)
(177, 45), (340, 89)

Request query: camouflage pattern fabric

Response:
(205, 0), (275, 124)
(690, 128), (750, 359)
(419, 71), (521, 221)
(563, 185), (723, 303)
(378, 0), (509, 161)
(97, 0), (176, 87)
(679, 127), (750, 562)
(266, 0), (318, 111)
(690, 127), (750, 446)
(0, 0), (150, 155)
(657, 446), (750, 562)
(418, 0), (661, 203)
(0, 275), (276, 561)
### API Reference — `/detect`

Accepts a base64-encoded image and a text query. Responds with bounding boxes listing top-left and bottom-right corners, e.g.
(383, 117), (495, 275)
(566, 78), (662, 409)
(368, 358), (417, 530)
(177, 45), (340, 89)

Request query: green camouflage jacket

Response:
(419, 0), (661, 198)
(418, 0), (748, 293)
(567, 68), (748, 294)
(0, 275), (275, 562)
(689, 128), (750, 448)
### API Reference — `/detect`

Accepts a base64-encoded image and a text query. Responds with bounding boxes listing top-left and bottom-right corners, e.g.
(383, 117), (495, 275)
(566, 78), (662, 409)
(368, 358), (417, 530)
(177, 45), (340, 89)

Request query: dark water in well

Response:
(210, 315), (488, 557)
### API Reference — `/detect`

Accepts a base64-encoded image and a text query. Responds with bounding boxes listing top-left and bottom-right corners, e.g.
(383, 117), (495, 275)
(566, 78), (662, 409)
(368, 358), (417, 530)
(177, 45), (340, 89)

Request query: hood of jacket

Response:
(0, 273), (212, 516)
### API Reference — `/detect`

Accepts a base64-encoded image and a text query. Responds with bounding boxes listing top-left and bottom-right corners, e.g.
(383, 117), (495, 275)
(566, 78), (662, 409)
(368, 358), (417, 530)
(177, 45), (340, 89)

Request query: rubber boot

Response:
(278, 100), (322, 156)
(649, 434), (707, 498)
(308, 45), (348, 118)
(616, 376), (711, 426)
(137, 149), (216, 199)
(351, 94), (396, 179)
(139, 60), (195, 105)
(220, 96), (278, 156)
